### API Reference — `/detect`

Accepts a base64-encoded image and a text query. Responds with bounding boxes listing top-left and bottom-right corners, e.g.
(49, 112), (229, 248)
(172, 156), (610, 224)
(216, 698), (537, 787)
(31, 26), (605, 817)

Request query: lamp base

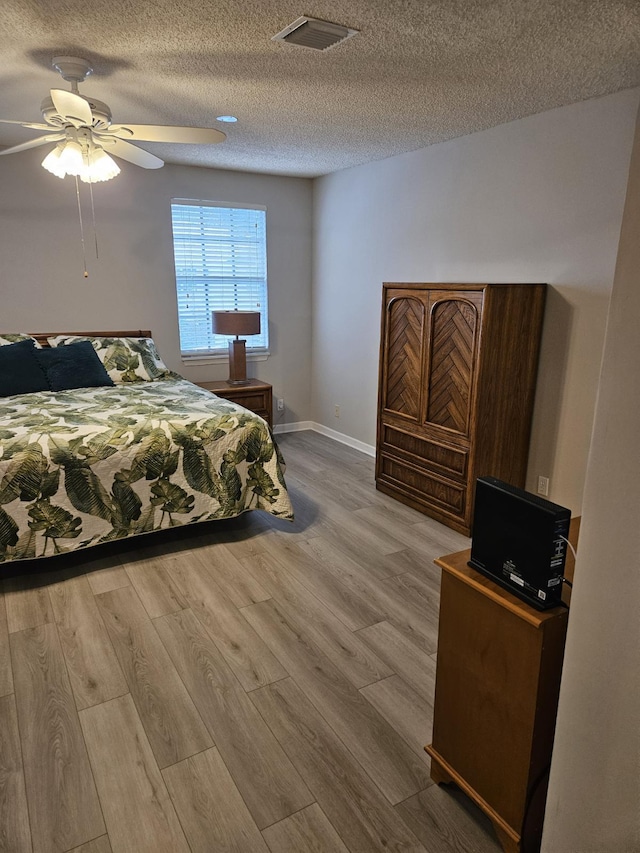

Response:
(227, 339), (249, 384)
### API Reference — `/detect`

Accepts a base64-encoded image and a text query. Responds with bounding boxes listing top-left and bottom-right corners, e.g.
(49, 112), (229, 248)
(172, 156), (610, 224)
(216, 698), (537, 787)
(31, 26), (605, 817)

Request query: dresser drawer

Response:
(233, 391), (269, 411)
(378, 454), (467, 516)
(381, 424), (468, 480)
(197, 380), (272, 427)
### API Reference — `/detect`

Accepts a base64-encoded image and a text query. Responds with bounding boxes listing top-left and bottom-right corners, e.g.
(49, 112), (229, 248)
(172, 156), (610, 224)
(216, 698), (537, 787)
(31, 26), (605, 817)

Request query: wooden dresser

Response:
(425, 518), (578, 853)
(375, 283), (546, 535)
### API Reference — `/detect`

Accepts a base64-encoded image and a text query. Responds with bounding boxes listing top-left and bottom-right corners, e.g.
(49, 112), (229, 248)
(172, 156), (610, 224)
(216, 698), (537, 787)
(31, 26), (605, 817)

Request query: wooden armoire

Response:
(375, 283), (546, 535)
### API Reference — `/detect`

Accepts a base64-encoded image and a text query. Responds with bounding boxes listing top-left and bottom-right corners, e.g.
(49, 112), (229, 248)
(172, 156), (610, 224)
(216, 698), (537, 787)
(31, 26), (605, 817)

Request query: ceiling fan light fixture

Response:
(81, 146), (120, 183)
(41, 136), (121, 183)
(56, 139), (84, 176)
(41, 143), (67, 178)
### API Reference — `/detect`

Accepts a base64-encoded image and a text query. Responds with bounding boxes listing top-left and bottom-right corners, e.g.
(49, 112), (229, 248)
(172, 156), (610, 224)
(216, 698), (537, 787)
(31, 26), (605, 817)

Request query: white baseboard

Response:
(273, 420), (315, 435)
(274, 420), (375, 457)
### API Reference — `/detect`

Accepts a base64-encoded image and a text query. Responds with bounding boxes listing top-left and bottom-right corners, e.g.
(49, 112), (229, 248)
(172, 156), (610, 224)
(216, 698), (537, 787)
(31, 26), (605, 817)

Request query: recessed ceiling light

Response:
(216, 115), (237, 123)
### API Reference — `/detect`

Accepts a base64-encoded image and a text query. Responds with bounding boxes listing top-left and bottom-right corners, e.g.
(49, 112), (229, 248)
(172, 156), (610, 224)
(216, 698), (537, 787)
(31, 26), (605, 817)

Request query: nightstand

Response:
(197, 379), (273, 427)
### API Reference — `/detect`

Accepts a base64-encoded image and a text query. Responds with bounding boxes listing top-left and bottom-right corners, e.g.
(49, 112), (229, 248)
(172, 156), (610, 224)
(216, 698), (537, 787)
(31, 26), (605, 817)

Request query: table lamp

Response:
(211, 310), (261, 384)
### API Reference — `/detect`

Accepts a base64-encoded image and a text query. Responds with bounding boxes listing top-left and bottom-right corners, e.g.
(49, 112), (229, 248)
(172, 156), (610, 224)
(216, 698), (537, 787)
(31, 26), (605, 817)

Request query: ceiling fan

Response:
(0, 56), (226, 182)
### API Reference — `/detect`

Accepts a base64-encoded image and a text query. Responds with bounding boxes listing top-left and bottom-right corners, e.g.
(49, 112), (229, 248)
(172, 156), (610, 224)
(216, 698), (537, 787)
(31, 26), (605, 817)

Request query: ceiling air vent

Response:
(272, 16), (359, 51)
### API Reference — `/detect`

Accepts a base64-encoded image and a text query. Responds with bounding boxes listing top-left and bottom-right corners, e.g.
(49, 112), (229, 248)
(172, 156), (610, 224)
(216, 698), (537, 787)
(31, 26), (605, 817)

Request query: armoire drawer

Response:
(381, 424), (468, 480)
(378, 455), (467, 516)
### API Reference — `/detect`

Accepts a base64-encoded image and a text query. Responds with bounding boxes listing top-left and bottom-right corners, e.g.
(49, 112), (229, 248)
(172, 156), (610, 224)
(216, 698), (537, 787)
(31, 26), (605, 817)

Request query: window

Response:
(171, 200), (268, 358)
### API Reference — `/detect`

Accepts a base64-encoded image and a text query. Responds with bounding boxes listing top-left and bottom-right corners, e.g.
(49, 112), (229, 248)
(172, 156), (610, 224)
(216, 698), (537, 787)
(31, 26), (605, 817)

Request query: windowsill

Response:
(181, 351), (270, 365)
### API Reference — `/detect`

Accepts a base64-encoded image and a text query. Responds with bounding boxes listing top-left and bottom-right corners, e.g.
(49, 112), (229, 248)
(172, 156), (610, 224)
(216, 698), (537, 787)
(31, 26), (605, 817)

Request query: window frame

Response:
(170, 198), (269, 361)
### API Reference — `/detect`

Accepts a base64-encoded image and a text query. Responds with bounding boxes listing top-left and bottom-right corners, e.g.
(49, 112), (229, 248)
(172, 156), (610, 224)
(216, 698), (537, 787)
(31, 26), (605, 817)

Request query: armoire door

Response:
(380, 289), (429, 423)
(422, 291), (483, 442)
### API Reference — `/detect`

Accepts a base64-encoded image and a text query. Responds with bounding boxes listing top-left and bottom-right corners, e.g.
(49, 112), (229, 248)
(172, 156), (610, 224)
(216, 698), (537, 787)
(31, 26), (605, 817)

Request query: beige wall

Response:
(542, 103), (640, 853)
(0, 152), (313, 429)
(311, 88), (640, 512)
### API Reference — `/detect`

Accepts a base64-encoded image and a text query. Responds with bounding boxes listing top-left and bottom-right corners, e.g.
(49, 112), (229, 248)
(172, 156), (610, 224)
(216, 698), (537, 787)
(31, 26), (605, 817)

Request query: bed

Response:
(0, 330), (293, 564)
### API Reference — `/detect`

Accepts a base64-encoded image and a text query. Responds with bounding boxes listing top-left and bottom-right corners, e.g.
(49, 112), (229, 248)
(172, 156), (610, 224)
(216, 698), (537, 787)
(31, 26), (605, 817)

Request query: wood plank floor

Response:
(0, 430), (502, 853)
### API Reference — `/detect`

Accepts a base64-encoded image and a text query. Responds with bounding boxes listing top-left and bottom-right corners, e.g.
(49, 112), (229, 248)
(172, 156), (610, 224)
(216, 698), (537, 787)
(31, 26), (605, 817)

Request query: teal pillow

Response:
(0, 339), (49, 396)
(35, 341), (115, 391)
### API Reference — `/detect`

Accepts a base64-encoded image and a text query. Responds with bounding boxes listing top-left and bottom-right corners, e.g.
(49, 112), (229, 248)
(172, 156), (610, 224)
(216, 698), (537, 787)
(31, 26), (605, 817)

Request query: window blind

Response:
(171, 201), (268, 357)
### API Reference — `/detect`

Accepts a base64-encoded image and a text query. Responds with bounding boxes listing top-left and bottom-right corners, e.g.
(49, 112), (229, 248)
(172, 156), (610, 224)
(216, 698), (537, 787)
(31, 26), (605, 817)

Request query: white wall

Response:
(542, 103), (640, 853)
(0, 153), (313, 428)
(2, 85), (639, 853)
(311, 88), (639, 511)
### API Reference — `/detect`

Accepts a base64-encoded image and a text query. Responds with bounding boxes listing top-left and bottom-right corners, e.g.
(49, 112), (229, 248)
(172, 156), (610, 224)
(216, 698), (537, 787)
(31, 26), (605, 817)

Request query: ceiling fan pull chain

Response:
(74, 174), (88, 277)
(88, 178), (99, 260)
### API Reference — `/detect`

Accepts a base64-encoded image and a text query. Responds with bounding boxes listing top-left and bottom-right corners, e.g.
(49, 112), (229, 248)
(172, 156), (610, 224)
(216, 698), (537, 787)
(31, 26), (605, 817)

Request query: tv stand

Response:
(425, 519), (578, 853)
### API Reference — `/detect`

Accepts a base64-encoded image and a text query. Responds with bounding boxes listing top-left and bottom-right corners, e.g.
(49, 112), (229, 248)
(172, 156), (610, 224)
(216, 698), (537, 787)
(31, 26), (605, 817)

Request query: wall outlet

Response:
(537, 475), (550, 496)
(334, 404), (340, 418)
(276, 398), (285, 412)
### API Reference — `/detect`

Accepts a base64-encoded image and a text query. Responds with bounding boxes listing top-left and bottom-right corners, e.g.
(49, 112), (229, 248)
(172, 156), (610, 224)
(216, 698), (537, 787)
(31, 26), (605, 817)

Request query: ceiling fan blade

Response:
(50, 88), (93, 126)
(107, 124), (226, 144)
(101, 137), (164, 169)
(0, 133), (65, 156)
(0, 118), (52, 130)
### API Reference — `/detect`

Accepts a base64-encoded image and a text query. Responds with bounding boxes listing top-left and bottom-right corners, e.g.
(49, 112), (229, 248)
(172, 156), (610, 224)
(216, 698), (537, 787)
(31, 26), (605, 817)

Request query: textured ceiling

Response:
(1, 0), (639, 177)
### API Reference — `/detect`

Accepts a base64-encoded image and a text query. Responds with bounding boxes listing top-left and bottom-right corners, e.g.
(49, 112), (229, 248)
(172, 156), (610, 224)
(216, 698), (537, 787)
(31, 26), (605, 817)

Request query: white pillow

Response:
(0, 333), (42, 348)
(47, 335), (171, 383)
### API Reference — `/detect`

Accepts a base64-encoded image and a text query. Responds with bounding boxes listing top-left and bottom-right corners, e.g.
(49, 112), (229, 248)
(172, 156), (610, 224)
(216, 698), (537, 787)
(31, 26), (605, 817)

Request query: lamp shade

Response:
(80, 147), (121, 183)
(57, 140), (84, 176)
(41, 145), (66, 178)
(211, 310), (261, 337)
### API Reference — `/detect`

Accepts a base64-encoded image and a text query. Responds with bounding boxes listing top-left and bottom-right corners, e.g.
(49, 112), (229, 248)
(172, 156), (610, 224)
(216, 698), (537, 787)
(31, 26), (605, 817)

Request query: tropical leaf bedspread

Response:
(0, 378), (293, 563)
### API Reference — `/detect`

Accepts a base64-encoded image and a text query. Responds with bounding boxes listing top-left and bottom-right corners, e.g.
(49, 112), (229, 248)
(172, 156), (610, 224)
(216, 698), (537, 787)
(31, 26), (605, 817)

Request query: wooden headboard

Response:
(30, 330), (153, 348)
